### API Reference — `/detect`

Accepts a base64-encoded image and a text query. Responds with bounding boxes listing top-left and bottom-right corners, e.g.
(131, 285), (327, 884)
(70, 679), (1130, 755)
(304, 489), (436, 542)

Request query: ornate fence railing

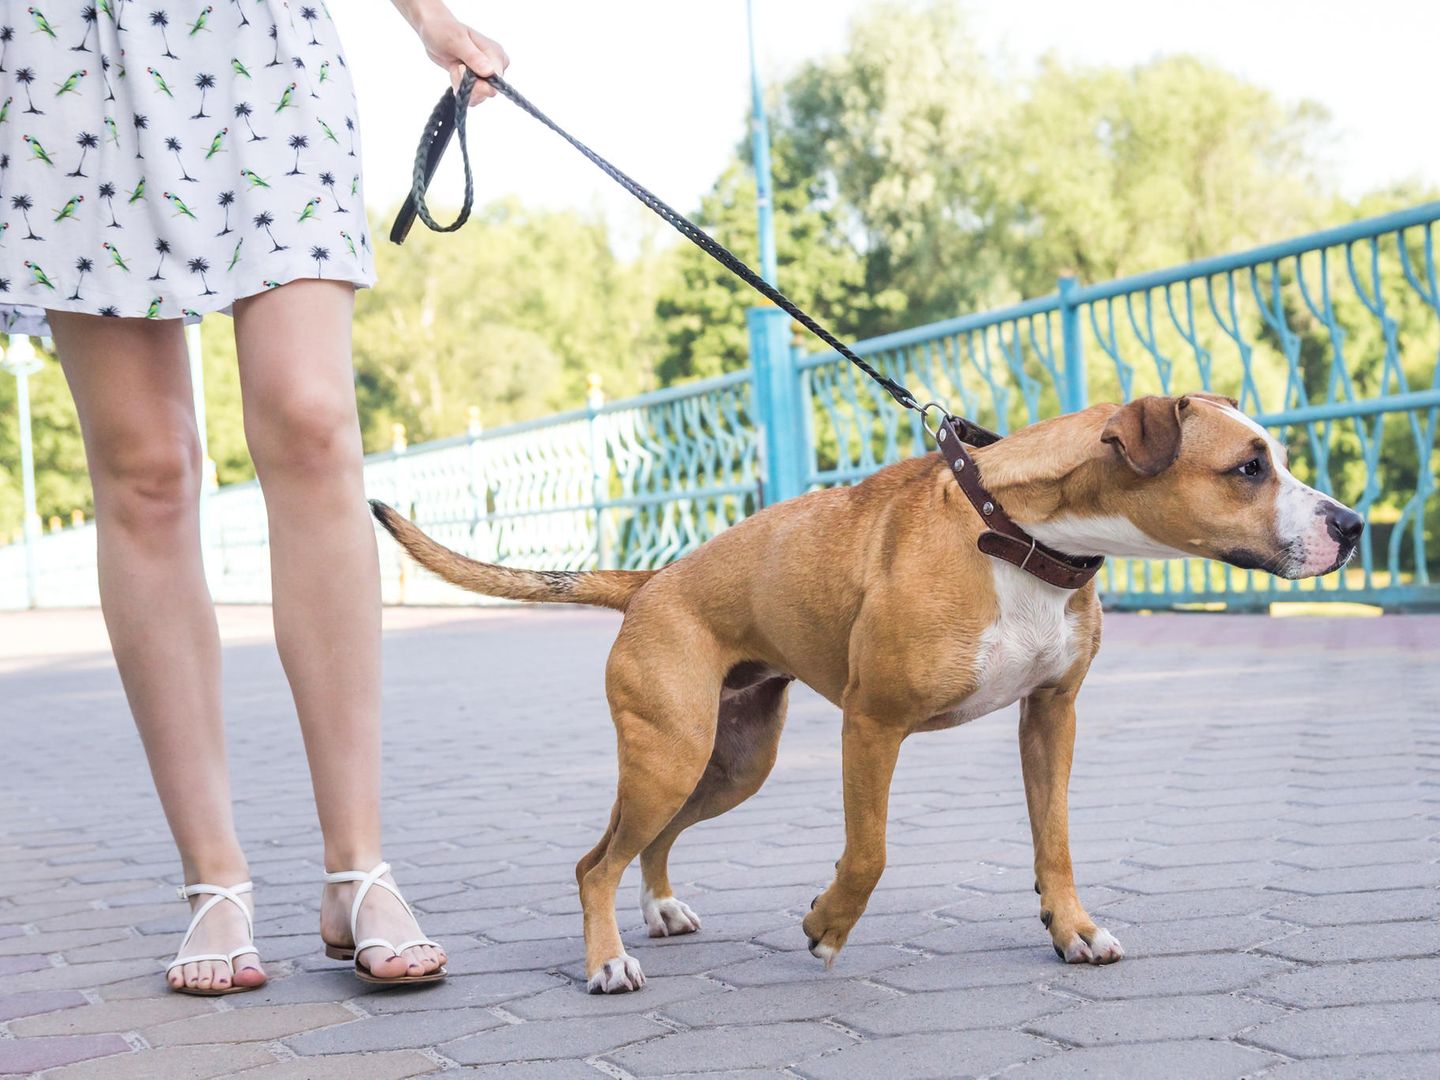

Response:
(796, 203), (1440, 610)
(3, 203), (1437, 610)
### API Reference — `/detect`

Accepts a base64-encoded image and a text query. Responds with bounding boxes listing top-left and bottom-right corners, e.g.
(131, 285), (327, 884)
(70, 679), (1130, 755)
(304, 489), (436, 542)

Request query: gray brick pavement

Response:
(1, 605), (1437, 1078)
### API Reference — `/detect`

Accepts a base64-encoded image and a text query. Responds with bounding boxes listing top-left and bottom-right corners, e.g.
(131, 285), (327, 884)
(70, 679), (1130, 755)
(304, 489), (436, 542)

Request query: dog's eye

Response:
(1236, 457), (1265, 478)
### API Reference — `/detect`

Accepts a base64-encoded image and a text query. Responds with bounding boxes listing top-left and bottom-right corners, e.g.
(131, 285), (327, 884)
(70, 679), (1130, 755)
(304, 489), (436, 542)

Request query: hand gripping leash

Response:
(390, 68), (1003, 450)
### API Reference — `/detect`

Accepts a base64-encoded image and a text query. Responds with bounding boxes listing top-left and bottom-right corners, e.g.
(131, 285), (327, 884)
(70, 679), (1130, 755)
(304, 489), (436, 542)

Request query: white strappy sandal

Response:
(321, 861), (446, 985)
(166, 880), (263, 996)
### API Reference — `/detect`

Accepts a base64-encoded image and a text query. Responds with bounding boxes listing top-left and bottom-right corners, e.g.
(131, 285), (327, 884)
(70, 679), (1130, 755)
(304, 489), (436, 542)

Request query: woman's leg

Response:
(232, 280), (443, 979)
(49, 312), (264, 993)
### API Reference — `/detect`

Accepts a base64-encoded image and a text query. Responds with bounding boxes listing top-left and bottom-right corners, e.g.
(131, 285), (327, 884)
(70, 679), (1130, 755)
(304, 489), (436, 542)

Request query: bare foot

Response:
(321, 870), (446, 980)
(168, 889), (266, 993)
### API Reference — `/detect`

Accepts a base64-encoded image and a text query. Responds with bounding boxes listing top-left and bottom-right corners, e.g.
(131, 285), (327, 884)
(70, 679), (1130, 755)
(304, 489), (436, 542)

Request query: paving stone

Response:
(1028, 992), (1285, 1045)
(664, 979), (897, 1027)
(286, 1009), (506, 1054)
(838, 984), (1064, 1035)
(228, 1051), (441, 1079)
(35, 1043), (278, 1080)
(0, 959), (151, 993)
(608, 1022), (849, 1075)
(453, 1064), (609, 1079)
(10, 994), (217, 1035)
(508, 973), (723, 1019)
(1271, 862), (1440, 894)
(1255, 919), (1440, 963)
(0, 929), (127, 957)
(706, 944), (912, 986)
(443, 1015), (668, 1066)
(794, 1029), (1054, 1079)
(1252, 957), (1440, 1007)
(1000, 1040), (1279, 1079)
(143, 1002), (356, 1047)
(363, 970), (563, 1014)
(1049, 952), (1290, 999)
(1246, 1001), (1440, 1057)
(0, 990), (88, 1023)
(1262, 1052), (1440, 1080)
(1101, 914), (1295, 957)
(1268, 888), (1440, 927)
(0, 1035), (131, 1076)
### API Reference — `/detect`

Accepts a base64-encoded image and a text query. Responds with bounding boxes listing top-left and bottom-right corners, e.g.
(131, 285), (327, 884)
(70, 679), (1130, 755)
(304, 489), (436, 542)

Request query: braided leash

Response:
(391, 69), (1003, 448)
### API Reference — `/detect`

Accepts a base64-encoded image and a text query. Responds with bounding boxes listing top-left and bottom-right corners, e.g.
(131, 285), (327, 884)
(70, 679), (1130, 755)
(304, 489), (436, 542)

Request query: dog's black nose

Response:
(1325, 504), (1364, 546)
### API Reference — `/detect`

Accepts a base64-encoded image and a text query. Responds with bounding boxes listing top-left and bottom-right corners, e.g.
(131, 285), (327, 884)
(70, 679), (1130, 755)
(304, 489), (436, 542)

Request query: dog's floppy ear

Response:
(1101, 396), (1187, 477)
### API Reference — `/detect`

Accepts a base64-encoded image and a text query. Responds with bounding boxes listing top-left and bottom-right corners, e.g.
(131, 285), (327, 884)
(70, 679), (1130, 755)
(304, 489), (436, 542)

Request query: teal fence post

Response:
(586, 373), (612, 569)
(1058, 274), (1087, 413)
(748, 305), (804, 504)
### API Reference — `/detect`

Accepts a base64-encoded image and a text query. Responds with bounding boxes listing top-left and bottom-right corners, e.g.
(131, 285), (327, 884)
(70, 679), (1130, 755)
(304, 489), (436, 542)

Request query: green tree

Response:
(350, 201), (668, 450)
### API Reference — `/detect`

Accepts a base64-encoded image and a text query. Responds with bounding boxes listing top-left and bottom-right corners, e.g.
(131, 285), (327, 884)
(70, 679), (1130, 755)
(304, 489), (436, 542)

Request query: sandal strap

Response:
(165, 946), (260, 975)
(353, 936), (440, 956)
(322, 861), (422, 943)
(168, 881), (258, 975)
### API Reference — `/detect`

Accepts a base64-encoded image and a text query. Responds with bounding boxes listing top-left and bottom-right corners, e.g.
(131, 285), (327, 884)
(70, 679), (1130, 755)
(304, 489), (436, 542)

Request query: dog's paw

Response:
(802, 894), (854, 969)
(1055, 926), (1124, 965)
(641, 890), (701, 938)
(586, 954), (646, 994)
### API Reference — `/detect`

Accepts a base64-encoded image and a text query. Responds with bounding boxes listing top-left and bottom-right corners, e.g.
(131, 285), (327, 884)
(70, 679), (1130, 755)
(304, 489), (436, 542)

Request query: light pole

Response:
(744, 0), (805, 504)
(746, 0), (779, 287)
(1, 334), (43, 608)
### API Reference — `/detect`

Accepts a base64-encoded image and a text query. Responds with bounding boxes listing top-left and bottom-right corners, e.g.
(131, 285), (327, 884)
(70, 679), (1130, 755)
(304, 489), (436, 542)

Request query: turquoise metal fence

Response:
(4, 204), (1437, 609)
(796, 202), (1440, 609)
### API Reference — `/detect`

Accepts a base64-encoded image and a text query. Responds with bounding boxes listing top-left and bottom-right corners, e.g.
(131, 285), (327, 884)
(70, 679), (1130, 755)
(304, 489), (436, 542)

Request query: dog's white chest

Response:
(946, 564), (1080, 724)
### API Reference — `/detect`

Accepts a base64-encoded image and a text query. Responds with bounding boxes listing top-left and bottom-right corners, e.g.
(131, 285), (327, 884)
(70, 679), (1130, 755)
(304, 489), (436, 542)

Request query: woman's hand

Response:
(395, 1), (510, 105)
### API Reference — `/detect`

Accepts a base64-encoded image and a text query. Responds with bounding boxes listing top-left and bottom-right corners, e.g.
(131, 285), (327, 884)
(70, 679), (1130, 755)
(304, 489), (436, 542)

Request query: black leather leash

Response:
(391, 70), (999, 445)
(391, 69), (1106, 589)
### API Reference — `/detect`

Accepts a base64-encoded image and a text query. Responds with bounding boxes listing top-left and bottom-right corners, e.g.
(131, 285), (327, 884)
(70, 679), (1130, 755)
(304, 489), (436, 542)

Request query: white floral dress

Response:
(0, 1), (374, 335)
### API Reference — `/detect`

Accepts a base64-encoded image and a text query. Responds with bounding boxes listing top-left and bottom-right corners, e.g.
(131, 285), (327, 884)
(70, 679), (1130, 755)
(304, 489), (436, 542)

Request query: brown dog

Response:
(372, 394), (1363, 993)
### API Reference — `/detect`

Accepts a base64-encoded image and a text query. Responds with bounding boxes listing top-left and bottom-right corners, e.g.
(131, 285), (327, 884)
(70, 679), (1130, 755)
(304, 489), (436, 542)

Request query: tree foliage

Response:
(1, 0), (1431, 556)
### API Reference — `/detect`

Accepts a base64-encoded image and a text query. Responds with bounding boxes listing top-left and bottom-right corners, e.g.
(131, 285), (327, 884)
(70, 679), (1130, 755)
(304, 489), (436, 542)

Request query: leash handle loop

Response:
(392, 70), (476, 243)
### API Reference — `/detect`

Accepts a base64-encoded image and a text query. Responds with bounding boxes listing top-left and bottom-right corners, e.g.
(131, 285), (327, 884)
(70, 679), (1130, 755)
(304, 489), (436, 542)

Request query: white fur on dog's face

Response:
(1030, 400), (1361, 580)
(1217, 406), (1355, 578)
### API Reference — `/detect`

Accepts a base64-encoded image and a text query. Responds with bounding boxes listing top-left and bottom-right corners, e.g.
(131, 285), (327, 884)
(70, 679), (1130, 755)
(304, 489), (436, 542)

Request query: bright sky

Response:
(338, 1), (1439, 238)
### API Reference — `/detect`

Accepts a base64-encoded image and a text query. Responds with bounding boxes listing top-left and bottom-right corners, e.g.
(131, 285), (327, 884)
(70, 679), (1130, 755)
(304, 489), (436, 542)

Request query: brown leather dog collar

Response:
(935, 416), (1104, 590)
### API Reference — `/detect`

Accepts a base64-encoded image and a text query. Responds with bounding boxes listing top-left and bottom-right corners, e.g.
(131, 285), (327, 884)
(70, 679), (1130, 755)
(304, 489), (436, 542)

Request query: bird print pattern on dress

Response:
(0, 1), (374, 334)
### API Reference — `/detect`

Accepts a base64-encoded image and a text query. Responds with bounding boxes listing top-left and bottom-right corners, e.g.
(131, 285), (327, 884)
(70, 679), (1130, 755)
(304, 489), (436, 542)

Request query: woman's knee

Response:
(92, 425), (203, 527)
(246, 387), (363, 478)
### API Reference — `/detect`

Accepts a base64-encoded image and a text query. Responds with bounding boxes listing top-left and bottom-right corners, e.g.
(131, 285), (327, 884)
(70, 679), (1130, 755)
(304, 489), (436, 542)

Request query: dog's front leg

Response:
(1019, 688), (1123, 964)
(802, 710), (906, 966)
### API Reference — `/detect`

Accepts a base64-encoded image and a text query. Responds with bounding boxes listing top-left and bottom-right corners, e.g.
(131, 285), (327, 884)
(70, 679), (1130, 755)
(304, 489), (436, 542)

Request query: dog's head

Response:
(1028, 394), (1363, 578)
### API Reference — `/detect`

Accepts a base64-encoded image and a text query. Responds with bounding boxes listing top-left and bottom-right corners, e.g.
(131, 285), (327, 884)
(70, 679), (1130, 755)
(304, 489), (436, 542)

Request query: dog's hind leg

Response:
(638, 675), (790, 938)
(578, 631), (721, 994)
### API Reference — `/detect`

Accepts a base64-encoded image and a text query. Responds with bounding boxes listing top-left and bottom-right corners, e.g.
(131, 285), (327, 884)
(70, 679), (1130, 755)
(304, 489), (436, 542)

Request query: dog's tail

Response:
(370, 500), (656, 611)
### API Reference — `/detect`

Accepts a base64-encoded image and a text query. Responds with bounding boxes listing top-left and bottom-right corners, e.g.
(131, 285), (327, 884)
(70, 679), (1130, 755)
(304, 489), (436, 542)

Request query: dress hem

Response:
(0, 265), (378, 337)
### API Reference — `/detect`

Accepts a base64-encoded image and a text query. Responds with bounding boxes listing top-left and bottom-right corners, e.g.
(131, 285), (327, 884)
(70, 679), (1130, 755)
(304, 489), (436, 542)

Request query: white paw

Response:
(641, 890), (702, 938)
(1061, 927), (1125, 965)
(808, 940), (838, 968)
(587, 954), (646, 994)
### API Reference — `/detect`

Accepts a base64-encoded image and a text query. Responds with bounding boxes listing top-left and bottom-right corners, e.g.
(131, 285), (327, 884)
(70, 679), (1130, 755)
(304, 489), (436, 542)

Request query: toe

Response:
(233, 953), (266, 987)
(359, 946), (410, 980)
(181, 961), (201, 990)
(194, 960), (215, 990)
(168, 968), (184, 990)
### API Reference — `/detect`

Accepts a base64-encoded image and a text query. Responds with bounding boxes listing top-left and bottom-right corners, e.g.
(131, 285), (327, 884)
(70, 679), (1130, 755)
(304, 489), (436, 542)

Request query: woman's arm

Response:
(391, 0), (510, 104)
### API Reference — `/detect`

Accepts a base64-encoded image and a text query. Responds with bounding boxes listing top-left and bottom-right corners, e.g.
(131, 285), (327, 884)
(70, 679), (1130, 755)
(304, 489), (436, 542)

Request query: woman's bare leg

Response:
(49, 312), (264, 993)
(232, 280), (443, 979)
